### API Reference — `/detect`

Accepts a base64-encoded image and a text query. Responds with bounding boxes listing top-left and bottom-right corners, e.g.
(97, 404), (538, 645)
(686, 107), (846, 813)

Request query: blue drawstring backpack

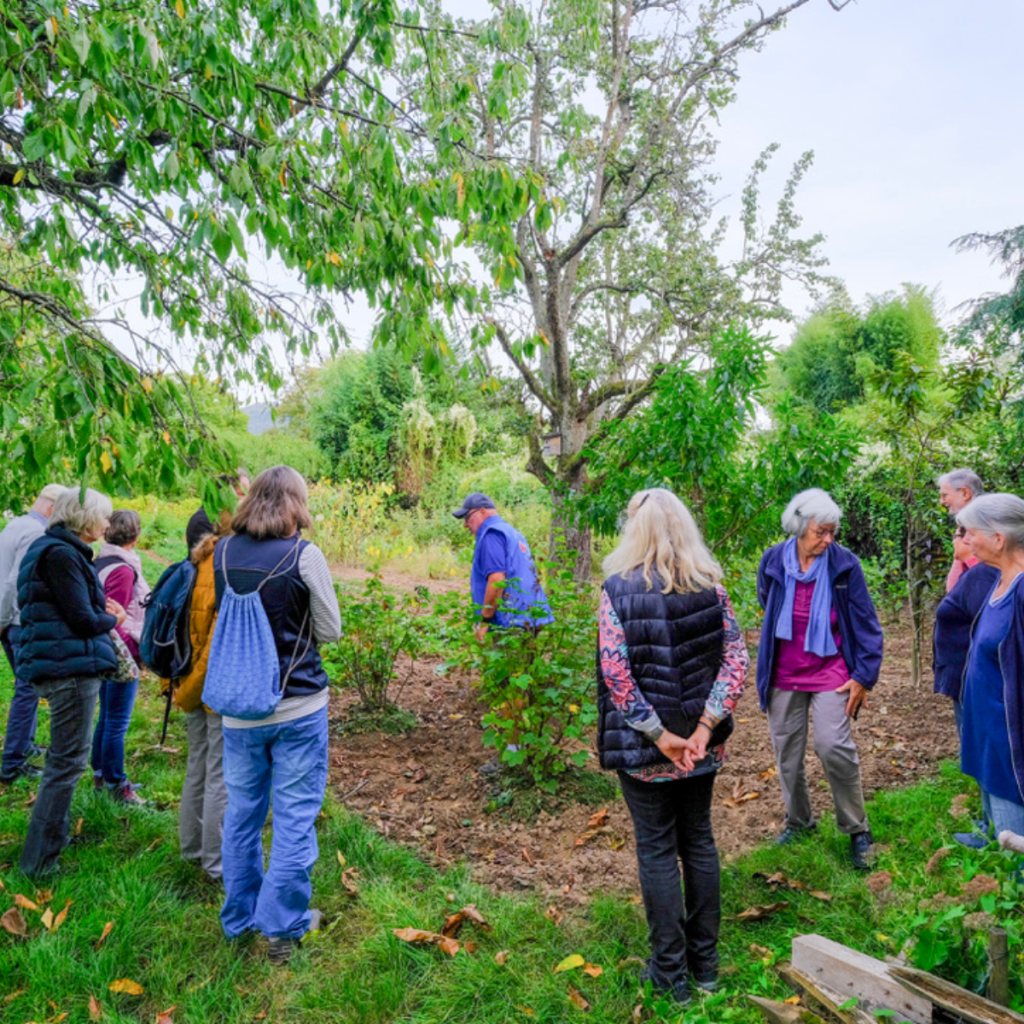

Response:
(202, 536), (311, 720)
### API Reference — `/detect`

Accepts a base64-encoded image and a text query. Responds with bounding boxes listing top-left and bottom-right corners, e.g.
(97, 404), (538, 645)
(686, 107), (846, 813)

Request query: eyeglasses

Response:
(954, 526), (967, 539)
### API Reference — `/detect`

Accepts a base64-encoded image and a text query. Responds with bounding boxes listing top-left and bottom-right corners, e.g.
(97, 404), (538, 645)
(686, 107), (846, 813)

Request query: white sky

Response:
(96, 0), (1023, 386)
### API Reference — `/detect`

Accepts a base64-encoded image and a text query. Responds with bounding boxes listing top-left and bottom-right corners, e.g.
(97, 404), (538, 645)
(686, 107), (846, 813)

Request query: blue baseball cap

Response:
(452, 492), (496, 519)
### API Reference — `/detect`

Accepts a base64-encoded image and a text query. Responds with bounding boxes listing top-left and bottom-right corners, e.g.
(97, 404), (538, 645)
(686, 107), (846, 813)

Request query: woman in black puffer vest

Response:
(598, 488), (749, 1005)
(17, 487), (126, 879)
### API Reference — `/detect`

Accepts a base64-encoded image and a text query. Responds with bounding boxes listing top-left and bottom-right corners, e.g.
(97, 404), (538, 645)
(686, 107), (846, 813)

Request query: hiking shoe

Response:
(850, 830), (873, 870)
(639, 964), (692, 1006)
(954, 832), (990, 849)
(775, 825), (816, 846)
(110, 781), (147, 806)
(267, 909), (323, 966)
(0, 762), (43, 783)
(692, 974), (718, 993)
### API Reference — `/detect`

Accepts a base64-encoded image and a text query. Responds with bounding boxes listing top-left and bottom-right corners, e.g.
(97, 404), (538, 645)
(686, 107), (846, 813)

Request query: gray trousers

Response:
(180, 707), (227, 879)
(767, 687), (869, 836)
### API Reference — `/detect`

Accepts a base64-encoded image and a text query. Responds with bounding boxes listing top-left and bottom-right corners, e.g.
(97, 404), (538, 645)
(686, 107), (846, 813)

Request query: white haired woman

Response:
(15, 488), (126, 878)
(956, 493), (1024, 840)
(598, 489), (749, 1004)
(756, 488), (883, 869)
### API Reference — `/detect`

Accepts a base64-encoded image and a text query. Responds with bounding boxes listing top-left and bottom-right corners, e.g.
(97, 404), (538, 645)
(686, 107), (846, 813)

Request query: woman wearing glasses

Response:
(755, 489), (883, 869)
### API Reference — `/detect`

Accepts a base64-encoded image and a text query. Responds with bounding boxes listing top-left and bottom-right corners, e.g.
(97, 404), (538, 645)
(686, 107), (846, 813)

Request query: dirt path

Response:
(328, 620), (959, 901)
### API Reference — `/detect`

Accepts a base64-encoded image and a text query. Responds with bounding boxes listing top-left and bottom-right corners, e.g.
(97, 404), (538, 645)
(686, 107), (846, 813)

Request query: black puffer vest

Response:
(213, 533), (327, 699)
(597, 569), (729, 771)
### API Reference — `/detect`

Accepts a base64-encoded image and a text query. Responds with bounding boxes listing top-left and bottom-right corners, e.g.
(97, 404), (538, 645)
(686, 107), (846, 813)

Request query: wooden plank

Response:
(776, 962), (878, 1024)
(793, 933), (932, 1024)
(988, 927), (1010, 1007)
(890, 966), (1024, 1024)
(747, 995), (828, 1024)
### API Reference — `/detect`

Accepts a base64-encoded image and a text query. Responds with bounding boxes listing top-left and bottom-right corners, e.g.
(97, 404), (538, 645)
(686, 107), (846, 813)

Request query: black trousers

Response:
(618, 769), (720, 985)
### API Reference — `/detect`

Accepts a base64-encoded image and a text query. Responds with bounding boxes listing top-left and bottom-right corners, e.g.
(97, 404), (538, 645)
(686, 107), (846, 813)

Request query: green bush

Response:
(439, 561), (598, 792)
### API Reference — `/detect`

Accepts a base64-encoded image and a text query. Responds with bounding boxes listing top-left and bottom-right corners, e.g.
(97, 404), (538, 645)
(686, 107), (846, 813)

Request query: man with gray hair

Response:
(0, 484), (67, 783)
(938, 469), (986, 592)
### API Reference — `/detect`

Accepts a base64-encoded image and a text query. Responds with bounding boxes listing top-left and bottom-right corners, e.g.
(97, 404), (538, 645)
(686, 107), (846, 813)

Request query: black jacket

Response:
(16, 526), (118, 684)
(933, 562), (999, 700)
(597, 569), (728, 771)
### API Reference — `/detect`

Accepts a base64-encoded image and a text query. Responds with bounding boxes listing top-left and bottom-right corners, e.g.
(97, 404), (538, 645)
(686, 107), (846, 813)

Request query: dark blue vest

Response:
(213, 533), (328, 699)
(471, 516), (554, 628)
(597, 570), (727, 771)
(16, 528), (118, 684)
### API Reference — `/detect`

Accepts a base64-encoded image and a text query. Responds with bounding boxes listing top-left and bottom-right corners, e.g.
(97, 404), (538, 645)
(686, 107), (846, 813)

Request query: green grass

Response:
(2, 654), (1022, 1023)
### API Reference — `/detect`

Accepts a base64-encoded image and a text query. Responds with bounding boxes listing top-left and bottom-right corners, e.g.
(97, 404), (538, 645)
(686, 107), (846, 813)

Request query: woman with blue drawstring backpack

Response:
(202, 465), (341, 965)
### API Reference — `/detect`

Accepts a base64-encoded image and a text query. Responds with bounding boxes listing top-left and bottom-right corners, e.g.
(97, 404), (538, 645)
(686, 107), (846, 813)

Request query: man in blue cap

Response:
(453, 493), (554, 639)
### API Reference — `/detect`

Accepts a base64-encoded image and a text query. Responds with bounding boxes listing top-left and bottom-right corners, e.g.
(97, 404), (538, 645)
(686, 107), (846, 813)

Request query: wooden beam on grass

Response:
(792, 934), (932, 1024)
(890, 966), (1024, 1024)
(776, 963), (877, 1024)
(747, 995), (829, 1024)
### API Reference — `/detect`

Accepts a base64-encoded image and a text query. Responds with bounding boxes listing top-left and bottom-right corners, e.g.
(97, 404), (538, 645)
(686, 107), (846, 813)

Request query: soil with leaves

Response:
(328, 622), (960, 900)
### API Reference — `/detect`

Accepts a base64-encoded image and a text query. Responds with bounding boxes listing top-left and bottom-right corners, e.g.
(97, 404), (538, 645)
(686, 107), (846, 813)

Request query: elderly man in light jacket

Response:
(0, 484), (67, 783)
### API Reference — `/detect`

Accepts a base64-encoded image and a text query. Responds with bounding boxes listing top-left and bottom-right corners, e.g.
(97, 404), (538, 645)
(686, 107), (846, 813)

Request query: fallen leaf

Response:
(1, 907), (26, 936)
(734, 901), (789, 922)
(75, 818), (84, 836)
(749, 943), (774, 960)
(340, 867), (359, 897)
(495, 950), (510, 965)
(0, 877), (4, 890)
(583, 963), (603, 977)
(441, 904), (492, 939)
(40, 907), (54, 930)
(393, 927), (459, 956)
(722, 790), (761, 809)
(574, 830), (599, 847)
(568, 985), (591, 1011)
(88, 995), (102, 1021)
(587, 809), (609, 829)
(156, 1004), (177, 1024)
(108, 979), (144, 996)
(554, 953), (586, 974)
(521, 847), (535, 866)
(757, 767), (778, 781)
(4, 988), (26, 1002)
(784, 995), (802, 1006)
(515, 1007), (535, 1017)
(36, 888), (53, 905)
(808, 891), (833, 902)
(544, 905), (564, 926)
(95, 921), (114, 948)
(336, 850), (347, 868)
(14, 893), (39, 911)
(608, 835), (628, 851)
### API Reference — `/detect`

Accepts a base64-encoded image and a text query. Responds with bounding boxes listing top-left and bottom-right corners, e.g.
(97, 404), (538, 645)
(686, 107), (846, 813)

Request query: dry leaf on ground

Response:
(734, 901), (789, 922)
(554, 953), (586, 974)
(41, 907), (54, 930)
(749, 943), (774, 960)
(587, 809), (609, 829)
(441, 903), (492, 939)
(1, 908), (27, 936)
(495, 950), (510, 965)
(568, 985), (592, 1011)
(75, 817), (84, 836)
(583, 963), (603, 978)
(754, 871), (805, 892)
(156, 1005), (177, 1024)
(784, 996), (802, 1006)
(393, 927), (460, 957)
(88, 995), (102, 1020)
(13, 893), (39, 911)
(544, 905), (564, 926)
(4, 989), (26, 1003)
(808, 891), (833, 902)
(108, 979), (144, 996)
(757, 767), (778, 781)
(95, 921), (114, 949)
(340, 867), (359, 897)
(722, 790), (760, 810)
(336, 850), (346, 867)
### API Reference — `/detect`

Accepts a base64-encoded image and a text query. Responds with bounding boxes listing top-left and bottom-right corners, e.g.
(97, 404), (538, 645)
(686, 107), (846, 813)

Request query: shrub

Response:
(307, 479), (395, 564)
(323, 573), (423, 714)
(440, 561), (598, 792)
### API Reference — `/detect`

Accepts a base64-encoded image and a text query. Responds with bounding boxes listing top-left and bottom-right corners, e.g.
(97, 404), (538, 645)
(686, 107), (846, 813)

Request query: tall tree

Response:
(401, 0), (848, 576)
(0, 0), (523, 501)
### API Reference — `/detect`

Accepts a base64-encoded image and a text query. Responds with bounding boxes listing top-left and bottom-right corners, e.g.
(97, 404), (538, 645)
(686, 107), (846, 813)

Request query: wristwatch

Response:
(648, 724), (664, 742)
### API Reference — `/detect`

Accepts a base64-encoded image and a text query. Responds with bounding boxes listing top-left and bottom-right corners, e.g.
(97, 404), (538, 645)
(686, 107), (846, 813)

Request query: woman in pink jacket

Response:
(90, 510), (150, 804)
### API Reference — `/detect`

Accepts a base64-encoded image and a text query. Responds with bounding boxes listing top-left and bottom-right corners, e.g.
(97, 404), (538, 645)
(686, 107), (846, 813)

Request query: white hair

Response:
(602, 488), (722, 594)
(938, 468), (985, 496)
(50, 487), (113, 536)
(957, 493), (1024, 549)
(38, 484), (68, 503)
(781, 488), (843, 538)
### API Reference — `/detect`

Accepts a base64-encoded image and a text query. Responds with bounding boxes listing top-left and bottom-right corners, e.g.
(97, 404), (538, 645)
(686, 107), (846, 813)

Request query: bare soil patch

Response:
(328, 617), (958, 901)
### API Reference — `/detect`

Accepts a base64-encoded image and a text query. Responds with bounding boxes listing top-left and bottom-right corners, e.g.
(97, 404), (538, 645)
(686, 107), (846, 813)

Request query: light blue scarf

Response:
(774, 537), (838, 658)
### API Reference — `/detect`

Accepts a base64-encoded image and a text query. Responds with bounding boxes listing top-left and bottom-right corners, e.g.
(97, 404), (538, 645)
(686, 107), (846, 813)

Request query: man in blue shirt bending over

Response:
(453, 493), (554, 640)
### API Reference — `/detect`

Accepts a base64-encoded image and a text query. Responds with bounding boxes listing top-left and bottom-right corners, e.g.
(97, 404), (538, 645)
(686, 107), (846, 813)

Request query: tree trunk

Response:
(550, 489), (593, 582)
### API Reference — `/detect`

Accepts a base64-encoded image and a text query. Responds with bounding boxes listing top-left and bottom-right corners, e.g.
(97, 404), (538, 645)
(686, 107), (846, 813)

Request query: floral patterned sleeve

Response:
(703, 584), (749, 722)
(598, 588), (663, 735)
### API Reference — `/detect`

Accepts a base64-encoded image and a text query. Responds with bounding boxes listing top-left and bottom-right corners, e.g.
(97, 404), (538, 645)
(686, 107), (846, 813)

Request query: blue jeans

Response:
(90, 679), (139, 785)
(220, 707), (328, 939)
(2, 626), (40, 776)
(618, 770), (720, 986)
(20, 675), (102, 878)
(984, 790), (1024, 838)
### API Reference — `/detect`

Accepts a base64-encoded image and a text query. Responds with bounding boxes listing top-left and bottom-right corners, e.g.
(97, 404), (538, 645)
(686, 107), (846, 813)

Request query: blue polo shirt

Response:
(471, 516), (554, 628)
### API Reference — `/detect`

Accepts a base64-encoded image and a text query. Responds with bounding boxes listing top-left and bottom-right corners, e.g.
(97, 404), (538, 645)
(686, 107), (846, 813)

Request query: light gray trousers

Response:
(767, 687), (869, 836)
(179, 707), (228, 879)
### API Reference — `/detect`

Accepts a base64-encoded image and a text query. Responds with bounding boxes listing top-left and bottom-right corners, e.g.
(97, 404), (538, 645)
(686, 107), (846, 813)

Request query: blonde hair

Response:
(231, 465), (312, 540)
(50, 487), (113, 537)
(602, 488), (722, 594)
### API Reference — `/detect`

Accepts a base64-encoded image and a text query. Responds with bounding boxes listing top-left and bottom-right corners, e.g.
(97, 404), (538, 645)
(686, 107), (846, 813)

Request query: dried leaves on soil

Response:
(393, 927), (460, 957)
(735, 901), (790, 921)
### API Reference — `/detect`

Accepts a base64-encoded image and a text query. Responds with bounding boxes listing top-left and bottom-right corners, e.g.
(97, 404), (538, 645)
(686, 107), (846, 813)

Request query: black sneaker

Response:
(267, 909), (323, 966)
(850, 830), (873, 870)
(639, 964), (692, 1006)
(0, 762), (44, 783)
(775, 824), (817, 846)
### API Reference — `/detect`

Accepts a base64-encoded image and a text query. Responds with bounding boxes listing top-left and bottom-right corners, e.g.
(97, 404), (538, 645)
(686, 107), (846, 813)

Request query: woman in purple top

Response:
(756, 489), (883, 870)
